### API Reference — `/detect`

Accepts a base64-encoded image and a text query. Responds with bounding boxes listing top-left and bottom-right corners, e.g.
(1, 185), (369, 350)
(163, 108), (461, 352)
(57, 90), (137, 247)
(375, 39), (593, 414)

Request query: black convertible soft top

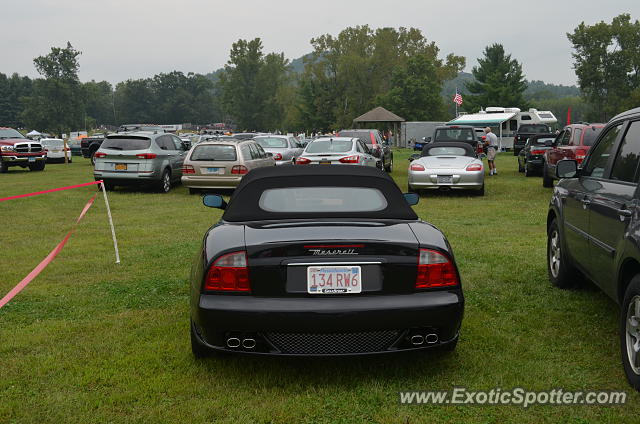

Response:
(421, 141), (476, 157)
(222, 165), (418, 222)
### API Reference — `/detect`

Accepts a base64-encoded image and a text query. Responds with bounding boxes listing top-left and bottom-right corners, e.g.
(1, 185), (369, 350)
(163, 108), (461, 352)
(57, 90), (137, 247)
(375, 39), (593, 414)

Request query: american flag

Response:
(453, 89), (463, 106)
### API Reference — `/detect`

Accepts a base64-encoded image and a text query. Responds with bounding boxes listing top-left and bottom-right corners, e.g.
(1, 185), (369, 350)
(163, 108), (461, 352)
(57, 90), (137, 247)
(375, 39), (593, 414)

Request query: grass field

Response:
(1, 151), (639, 423)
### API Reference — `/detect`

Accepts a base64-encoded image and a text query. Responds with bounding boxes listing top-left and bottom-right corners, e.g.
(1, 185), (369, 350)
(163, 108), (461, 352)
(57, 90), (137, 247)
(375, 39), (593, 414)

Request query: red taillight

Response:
(182, 165), (195, 174)
(204, 251), (250, 292)
(482, 136), (486, 141)
(136, 153), (157, 159)
(416, 249), (459, 289)
(296, 157), (311, 165)
(339, 155), (360, 164)
(466, 163), (483, 171)
(231, 165), (248, 174)
(410, 163), (425, 171)
(273, 153), (283, 161)
(531, 149), (546, 155)
(94, 152), (107, 158)
(575, 149), (588, 163)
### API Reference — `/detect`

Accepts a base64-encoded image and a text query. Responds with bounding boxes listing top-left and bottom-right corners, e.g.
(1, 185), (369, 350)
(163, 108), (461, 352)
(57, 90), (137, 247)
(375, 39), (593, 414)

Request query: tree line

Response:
(1, 15), (638, 134)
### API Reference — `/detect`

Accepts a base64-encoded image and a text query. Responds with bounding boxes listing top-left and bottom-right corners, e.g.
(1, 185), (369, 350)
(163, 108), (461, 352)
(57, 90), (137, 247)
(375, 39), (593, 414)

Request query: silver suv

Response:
(93, 132), (187, 192)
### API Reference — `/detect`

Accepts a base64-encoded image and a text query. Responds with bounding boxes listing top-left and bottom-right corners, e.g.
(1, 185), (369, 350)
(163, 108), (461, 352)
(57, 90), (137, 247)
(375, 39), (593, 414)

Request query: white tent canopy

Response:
(26, 130), (42, 136)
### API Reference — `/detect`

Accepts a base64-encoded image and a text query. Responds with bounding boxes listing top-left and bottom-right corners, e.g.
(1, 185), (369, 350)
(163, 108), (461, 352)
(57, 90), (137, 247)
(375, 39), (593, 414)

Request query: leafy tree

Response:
(568, 13), (640, 121)
(464, 43), (528, 113)
(21, 42), (83, 135)
(83, 80), (114, 126)
(0, 73), (32, 127)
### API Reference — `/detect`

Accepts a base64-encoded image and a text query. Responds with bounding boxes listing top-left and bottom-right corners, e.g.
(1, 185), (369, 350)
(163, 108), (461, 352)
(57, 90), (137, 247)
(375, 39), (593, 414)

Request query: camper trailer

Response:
(446, 107), (558, 150)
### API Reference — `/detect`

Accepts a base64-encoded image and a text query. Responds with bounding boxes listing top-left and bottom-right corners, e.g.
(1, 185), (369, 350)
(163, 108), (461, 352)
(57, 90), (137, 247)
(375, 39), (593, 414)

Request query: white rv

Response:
(446, 107), (558, 149)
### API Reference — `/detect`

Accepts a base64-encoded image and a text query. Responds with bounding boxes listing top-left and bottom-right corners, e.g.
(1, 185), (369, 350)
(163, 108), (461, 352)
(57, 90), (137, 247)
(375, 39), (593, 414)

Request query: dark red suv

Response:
(542, 123), (605, 187)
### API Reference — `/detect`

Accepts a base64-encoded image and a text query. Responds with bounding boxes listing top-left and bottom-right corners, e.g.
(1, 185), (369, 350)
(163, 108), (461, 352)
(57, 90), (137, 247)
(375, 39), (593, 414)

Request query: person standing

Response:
(484, 127), (499, 175)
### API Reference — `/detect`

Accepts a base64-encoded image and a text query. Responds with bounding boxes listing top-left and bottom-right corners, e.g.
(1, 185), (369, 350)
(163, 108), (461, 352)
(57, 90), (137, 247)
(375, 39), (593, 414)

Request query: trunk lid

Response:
(244, 221), (420, 296)
(422, 156), (474, 169)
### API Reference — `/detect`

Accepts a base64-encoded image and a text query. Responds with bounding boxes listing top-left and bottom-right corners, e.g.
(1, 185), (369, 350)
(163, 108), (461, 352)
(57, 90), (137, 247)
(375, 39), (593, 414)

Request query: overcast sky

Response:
(2, 0), (639, 86)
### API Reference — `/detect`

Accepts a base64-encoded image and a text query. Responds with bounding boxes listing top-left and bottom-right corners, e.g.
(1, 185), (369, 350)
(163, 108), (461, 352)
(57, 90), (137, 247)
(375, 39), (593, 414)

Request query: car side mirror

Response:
(265, 152), (274, 157)
(403, 192), (419, 206)
(556, 159), (578, 179)
(203, 194), (227, 209)
(426, 137), (431, 143)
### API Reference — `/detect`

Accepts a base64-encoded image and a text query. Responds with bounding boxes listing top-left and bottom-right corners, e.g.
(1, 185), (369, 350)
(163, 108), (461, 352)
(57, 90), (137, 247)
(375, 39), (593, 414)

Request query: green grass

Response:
(0, 153), (638, 423)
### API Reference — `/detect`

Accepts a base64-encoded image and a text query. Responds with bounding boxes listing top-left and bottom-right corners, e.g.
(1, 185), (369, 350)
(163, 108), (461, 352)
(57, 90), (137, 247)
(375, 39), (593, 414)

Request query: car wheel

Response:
(513, 149), (518, 156)
(0, 161), (7, 173)
(190, 321), (213, 359)
(547, 219), (580, 289)
(525, 164), (534, 177)
(542, 163), (554, 187)
(385, 156), (393, 173)
(90, 150), (97, 166)
(621, 276), (640, 391)
(518, 160), (524, 173)
(158, 169), (171, 193)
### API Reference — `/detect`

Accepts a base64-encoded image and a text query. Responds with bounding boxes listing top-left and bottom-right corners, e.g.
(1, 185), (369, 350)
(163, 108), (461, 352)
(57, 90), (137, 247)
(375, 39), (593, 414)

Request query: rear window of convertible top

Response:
(259, 187), (388, 213)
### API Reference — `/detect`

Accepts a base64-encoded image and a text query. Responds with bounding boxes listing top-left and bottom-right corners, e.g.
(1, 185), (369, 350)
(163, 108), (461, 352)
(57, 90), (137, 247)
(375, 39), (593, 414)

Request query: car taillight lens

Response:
(273, 153), (283, 161)
(296, 157), (311, 165)
(410, 163), (425, 171)
(339, 155), (360, 164)
(531, 149), (546, 155)
(416, 249), (459, 289)
(466, 163), (483, 171)
(204, 251), (250, 292)
(136, 153), (157, 159)
(575, 149), (588, 163)
(182, 165), (195, 174)
(231, 165), (248, 174)
(94, 152), (107, 158)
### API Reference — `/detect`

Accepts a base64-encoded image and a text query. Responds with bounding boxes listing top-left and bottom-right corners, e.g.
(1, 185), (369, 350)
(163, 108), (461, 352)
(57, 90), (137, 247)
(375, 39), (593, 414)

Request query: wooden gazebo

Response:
(352, 107), (405, 147)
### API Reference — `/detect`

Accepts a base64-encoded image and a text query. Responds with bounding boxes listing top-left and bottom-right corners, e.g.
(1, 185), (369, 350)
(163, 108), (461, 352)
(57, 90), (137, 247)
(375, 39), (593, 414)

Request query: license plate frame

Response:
(28, 157), (36, 163)
(115, 163), (127, 171)
(437, 175), (453, 184)
(319, 160), (331, 165)
(307, 265), (362, 294)
(203, 167), (224, 175)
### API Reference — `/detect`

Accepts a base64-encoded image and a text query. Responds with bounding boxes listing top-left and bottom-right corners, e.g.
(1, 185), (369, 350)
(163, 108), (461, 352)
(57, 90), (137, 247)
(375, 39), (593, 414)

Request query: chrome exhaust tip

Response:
(242, 338), (256, 349)
(425, 333), (439, 344)
(226, 337), (241, 348)
(410, 335), (425, 346)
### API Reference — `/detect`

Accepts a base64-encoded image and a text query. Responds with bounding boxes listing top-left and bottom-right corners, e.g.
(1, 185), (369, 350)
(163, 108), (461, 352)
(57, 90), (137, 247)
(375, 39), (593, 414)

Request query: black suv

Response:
(547, 106), (640, 390)
(337, 129), (393, 172)
(513, 124), (551, 155)
(426, 125), (479, 150)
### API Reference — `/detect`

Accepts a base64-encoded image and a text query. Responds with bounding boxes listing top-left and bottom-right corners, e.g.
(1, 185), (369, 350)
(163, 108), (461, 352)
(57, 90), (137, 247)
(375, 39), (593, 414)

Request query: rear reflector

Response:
(575, 149), (588, 163)
(94, 152), (107, 158)
(416, 249), (459, 288)
(466, 163), (483, 171)
(231, 165), (248, 174)
(136, 153), (157, 159)
(204, 251), (250, 292)
(182, 165), (195, 174)
(410, 163), (425, 171)
(339, 155), (360, 164)
(296, 157), (311, 165)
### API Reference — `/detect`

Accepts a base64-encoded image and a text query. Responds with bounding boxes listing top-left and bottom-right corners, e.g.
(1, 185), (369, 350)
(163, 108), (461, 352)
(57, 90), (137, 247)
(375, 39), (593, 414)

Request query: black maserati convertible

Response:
(189, 165), (464, 356)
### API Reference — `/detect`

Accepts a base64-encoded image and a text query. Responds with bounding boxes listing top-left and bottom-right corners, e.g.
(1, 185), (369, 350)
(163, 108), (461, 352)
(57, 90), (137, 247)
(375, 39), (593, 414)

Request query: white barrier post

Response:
(100, 181), (121, 264)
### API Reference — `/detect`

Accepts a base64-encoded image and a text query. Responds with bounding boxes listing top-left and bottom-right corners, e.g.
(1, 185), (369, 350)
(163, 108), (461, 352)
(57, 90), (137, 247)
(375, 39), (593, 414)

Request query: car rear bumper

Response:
(192, 290), (464, 355)
(94, 169), (160, 182)
(182, 175), (243, 188)
(409, 170), (483, 189)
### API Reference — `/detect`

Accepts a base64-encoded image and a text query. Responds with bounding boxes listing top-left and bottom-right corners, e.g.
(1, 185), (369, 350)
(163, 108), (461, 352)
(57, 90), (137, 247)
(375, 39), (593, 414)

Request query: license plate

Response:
(307, 266), (361, 294)
(115, 163), (127, 171)
(319, 160), (331, 165)
(28, 157), (36, 162)
(203, 167), (224, 175)
(437, 175), (453, 184)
